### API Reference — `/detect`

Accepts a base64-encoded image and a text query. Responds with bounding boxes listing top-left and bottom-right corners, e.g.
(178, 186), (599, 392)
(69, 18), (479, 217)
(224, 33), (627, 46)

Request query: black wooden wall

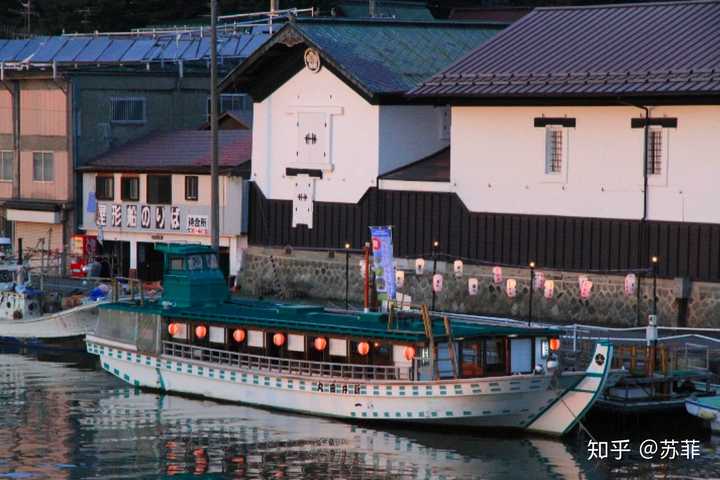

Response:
(248, 183), (720, 281)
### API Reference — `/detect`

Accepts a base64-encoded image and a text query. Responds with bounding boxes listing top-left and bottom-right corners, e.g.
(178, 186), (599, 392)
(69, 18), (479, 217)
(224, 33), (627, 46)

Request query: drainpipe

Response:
(11, 80), (20, 199)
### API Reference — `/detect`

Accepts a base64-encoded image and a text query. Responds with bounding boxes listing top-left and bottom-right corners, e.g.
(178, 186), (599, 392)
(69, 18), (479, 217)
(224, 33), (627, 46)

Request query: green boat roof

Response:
(102, 298), (562, 343)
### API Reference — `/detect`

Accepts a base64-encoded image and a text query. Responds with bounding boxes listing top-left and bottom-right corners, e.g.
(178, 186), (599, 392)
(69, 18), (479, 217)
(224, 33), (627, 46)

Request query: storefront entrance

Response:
(100, 240), (130, 278)
(137, 242), (165, 281)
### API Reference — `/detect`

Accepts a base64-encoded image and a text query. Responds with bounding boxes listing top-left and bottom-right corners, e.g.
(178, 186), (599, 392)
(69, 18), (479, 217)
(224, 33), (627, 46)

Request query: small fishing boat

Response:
(686, 395), (720, 433)
(86, 244), (613, 436)
(0, 260), (108, 349)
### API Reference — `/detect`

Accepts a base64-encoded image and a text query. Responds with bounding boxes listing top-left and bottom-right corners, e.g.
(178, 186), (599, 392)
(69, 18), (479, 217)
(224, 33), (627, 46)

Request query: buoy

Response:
(233, 329), (246, 343)
(357, 341), (370, 356)
(273, 333), (285, 347)
(313, 337), (327, 351)
(404, 346), (416, 361)
(195, 325), (207, 339)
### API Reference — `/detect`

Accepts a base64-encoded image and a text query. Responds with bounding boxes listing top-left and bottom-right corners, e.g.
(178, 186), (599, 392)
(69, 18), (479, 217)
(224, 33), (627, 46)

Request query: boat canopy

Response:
(101, 299), (562, 343)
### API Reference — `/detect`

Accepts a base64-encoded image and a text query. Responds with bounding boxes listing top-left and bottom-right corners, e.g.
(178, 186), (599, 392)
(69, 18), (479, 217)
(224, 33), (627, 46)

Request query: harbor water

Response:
(1, 347), (719, 479)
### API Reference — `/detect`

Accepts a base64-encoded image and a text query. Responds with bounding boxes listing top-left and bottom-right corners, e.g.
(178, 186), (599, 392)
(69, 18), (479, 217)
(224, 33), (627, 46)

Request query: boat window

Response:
(460, 341), (483, 378)
(288, 334), (305, 352)
(169, 256), (185, 271)
(205, 254), (219, 269)
(329, 338), (347, 357)
(485, 337), (507, 375)
(188, 255), (204, 271)
(510, 338), (533, 374)
(247, 330), (264, 348)
(209, 326), (225, 344)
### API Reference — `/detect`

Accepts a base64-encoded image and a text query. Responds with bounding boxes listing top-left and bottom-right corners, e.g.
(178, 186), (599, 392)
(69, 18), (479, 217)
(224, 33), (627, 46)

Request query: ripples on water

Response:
(0, 348), (719, 479)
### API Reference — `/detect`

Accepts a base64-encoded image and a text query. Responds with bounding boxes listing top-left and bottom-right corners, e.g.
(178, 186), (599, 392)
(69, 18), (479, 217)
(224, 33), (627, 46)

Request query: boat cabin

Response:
(95, 244), (562, 381)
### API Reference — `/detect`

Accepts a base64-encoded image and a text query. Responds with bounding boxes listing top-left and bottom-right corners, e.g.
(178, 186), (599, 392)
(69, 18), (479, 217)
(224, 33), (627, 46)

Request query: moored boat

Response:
(86, 243), (613, 436)
(686, 395), (720, 433)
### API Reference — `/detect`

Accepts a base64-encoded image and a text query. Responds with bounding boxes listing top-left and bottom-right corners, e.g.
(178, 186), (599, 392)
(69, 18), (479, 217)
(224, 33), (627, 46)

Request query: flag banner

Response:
(369, 226), (396, 302)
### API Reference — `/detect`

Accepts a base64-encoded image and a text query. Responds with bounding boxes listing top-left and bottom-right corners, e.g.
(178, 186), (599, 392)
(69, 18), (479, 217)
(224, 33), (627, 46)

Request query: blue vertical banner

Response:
(369, 226), (396, 302)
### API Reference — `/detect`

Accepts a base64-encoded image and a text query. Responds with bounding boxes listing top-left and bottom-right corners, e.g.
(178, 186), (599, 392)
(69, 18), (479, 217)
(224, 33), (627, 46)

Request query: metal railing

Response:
(163, 341), (410, 381)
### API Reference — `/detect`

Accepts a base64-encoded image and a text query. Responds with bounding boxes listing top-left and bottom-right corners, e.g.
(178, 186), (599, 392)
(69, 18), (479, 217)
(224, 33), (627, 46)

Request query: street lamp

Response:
(431, 240), (439, 311)
(651, 255), (659, 315)
(528, 261), (535, 326)
(344, 243), (351, 310)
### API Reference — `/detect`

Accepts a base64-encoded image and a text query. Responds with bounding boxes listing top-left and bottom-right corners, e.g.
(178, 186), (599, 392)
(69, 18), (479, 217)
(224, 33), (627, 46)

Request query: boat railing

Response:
(162, 341), (412, 381)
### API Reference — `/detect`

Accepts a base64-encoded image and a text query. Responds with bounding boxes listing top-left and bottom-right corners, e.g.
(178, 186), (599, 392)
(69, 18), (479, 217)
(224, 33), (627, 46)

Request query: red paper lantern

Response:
(195, 325), (207, 339)
(357, 341), (370, 356)
(273, 333), (285, 347)
(549, 338), (561, 351)
(314, 337), (327, 351)
(233, 329), (246, 343)
(404, 346), (416, 361)
(168, 323), (178, 336)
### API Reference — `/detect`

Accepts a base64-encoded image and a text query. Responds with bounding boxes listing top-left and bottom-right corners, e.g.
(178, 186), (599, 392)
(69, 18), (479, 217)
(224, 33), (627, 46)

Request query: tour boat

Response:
(86, 244), (613, 436)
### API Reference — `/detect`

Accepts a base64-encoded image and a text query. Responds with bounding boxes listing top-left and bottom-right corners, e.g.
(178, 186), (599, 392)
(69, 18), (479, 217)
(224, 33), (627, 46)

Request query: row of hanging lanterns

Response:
(386, 260), (640, 299)
(168, 323), (417, 360)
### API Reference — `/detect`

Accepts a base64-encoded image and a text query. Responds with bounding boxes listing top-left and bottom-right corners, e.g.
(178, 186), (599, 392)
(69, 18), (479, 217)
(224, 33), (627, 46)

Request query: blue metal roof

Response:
(0, 29), (270, 68)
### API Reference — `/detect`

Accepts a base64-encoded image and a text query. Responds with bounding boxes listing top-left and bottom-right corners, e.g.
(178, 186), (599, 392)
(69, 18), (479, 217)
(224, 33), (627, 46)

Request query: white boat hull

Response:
(87, 337), (611, 436)
(0, 302), (102, 341)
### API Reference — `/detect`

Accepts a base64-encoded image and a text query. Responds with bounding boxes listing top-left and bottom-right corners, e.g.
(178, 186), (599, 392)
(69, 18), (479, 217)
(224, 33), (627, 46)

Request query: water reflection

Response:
(0, 348), (718, 479)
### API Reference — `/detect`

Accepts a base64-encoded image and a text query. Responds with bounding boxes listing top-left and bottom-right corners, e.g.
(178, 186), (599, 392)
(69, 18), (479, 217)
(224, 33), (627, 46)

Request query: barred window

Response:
(545, 126), (563, 174)
(110, 97), (146, 124)
(0, 151), (13, 181)
(185, 175), (199, 201)
(647, 127), (663, 175)
(32, 152), (54, 182)
(207, 93), (251, 120)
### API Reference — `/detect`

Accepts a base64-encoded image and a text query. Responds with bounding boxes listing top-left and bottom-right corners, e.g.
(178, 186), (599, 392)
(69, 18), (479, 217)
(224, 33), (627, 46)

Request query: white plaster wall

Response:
(251, 66), (380, 203)
(451, 105), (720, 222)
(378, 105), (449, 174)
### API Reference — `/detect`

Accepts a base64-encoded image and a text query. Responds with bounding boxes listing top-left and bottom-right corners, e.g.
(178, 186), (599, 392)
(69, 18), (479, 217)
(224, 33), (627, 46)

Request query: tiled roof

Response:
(411, 0), (720, 99)
(380, 146), (450, 182)
(221, 17), (505, 102)
(81, 130), (251, 175)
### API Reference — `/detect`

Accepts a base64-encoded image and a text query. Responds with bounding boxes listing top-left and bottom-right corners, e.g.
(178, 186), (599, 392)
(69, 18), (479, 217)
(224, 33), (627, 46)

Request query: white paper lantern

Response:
(415, 258), (425, 275)
(533, 271), (545, 290)
(395, 270), (405, 288)
(624, 273), (637, 296)
(506, 278), (517, 298)
(492, 266), (503, 284)
(580, 280), (593, 299)
(578, 275), (588, 289)
(359, 260), (367, 279)
(468, 278), (479, 295)
(453, 260), (463, 278)
(544, 279), (555, 299)
(432, 274), (443, 293)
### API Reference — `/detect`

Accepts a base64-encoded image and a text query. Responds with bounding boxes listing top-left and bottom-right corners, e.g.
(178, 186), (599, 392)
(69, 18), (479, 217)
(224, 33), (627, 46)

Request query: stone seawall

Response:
(237, 246), (720, 328)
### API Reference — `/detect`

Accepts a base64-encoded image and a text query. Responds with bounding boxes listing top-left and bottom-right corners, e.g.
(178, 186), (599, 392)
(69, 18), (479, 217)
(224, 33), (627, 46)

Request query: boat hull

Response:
(87, 337), (608, 435)
(686, 397), (720, 433)
(0, 302), (101, 348)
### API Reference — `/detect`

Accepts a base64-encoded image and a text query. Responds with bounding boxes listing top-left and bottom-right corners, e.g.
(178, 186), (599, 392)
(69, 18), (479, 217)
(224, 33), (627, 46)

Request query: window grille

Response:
(110, 97), (146, 124)
(647, 128), (663, 175)
(545, 127), (563, 174)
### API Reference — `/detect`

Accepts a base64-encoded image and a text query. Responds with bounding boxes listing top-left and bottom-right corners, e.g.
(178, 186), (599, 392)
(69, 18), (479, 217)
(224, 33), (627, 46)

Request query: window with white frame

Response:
(110, 97), (146, 124)
(646, 126), (663, 175)
(0, 151), (13, 181)
(545, 125), (564, 174)
(32, 152), (54, 182)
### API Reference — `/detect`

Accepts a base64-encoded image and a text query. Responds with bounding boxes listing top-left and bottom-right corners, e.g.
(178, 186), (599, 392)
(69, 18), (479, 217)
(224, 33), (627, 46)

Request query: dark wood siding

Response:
(248, 183), (720, 281)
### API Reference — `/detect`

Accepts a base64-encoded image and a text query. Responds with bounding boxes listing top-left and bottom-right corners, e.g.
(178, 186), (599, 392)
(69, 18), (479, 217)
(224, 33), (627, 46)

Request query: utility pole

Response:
(210, 0), (220, 251)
